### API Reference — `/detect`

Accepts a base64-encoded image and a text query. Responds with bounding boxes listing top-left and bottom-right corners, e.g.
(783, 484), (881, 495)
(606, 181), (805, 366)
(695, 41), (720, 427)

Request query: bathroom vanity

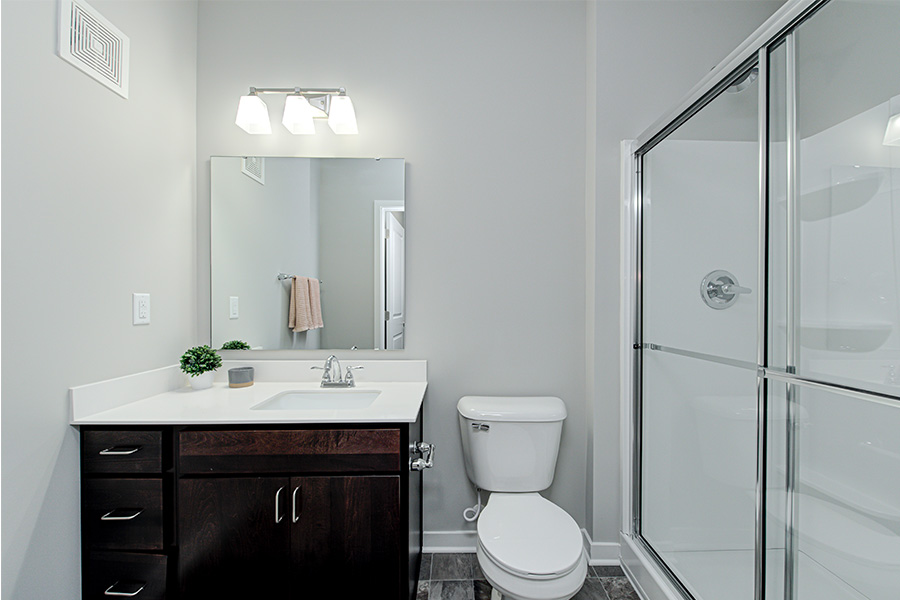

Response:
(71, 361), (428, 600)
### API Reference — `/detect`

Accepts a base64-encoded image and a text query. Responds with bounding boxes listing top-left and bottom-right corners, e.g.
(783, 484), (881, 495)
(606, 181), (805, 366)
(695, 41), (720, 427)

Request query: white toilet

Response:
(457, 396), (588, 600)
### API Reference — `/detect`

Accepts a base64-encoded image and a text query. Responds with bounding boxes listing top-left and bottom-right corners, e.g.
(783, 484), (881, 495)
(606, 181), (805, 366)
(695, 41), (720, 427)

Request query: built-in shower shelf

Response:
(776, 170), (884, 221)
(778, 467), (900, 524)
(777, 321), (892, 352)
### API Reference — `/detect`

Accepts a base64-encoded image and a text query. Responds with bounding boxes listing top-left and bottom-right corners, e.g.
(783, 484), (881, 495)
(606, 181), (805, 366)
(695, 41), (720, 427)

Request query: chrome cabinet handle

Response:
(101, 508), (144, 521)
(99, 446), (141, 456)
(275, 486), (285, 523)
(292, 486), (301, 523)
(104, 582), (145, 597)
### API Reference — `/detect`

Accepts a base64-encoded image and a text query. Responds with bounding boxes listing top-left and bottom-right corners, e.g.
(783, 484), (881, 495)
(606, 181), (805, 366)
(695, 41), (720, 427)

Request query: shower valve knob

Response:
(701, 270), (751, 310)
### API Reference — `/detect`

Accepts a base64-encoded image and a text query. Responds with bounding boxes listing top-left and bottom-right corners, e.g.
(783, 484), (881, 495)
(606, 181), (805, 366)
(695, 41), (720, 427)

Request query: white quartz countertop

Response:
(70, 360), (427, 425)
(73, 381), (426, 425)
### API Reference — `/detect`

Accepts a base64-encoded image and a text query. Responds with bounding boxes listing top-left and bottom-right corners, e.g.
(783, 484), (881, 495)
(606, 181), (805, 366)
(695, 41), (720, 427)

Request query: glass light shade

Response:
(235, 95), (271, 134)
(282, 96), (316, 134)
(327, 95), (358, 135)
(884, 113), (900, 146)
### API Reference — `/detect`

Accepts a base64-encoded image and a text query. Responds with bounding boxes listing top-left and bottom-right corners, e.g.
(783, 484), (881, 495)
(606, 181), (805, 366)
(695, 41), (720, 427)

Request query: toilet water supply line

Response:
(463, 486), (483, 522)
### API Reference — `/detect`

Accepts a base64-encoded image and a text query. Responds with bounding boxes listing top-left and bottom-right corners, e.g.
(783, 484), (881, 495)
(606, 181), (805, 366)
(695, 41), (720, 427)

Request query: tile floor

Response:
(416, 553), (640, 600)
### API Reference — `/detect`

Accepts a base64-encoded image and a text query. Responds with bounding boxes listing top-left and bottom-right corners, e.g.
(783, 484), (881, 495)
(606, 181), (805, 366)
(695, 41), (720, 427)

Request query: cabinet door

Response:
(291, 475), (401, 598)
(178, 477), (290, 599)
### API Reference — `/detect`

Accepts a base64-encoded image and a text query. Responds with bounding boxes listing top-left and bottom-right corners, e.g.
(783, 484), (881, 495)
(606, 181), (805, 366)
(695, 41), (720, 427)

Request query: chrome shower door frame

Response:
(621, 1), (835, 600)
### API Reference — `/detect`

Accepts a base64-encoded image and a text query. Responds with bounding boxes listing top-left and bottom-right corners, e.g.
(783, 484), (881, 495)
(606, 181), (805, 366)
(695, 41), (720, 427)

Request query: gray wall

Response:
(211, 157), (318, 350)
(0, 1), (198, 598)
(195, 0), (590, 536)
(316, 158), (405, 350)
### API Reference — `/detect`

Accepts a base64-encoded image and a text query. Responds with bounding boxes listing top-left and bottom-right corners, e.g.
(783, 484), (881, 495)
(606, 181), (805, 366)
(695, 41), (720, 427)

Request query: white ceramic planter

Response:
(189, 371), (214, 390)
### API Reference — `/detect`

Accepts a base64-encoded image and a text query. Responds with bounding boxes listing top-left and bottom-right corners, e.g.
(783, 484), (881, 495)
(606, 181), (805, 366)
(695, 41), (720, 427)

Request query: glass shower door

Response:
(639, 63), (762, 600)
(766, 2), (900, 600)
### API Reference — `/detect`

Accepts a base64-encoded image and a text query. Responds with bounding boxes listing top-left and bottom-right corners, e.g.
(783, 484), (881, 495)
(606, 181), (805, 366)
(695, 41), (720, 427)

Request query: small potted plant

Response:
(221, 340), (251, 350)
(180, 345), (223, 390)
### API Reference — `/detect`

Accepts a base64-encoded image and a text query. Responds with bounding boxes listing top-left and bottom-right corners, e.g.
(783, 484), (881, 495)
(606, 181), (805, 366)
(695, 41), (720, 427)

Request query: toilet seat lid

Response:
(478, 493), (583, 578)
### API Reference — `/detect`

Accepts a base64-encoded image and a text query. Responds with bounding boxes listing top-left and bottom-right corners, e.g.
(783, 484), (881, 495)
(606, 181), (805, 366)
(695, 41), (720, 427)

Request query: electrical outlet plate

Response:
(229, 296), (239, 319)
(133, 293), (150, 325)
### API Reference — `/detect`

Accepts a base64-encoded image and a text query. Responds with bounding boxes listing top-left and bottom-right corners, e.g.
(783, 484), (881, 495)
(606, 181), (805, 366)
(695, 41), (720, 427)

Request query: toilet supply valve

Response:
(409, 441), (435, 471)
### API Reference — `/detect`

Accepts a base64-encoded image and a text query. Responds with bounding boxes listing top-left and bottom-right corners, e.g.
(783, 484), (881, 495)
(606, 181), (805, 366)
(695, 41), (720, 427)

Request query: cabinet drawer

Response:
(84, 431), (162, 474)
(178, 428), (401, 474)
(86, 551), (167, 600)
(83, 479), (164, 550)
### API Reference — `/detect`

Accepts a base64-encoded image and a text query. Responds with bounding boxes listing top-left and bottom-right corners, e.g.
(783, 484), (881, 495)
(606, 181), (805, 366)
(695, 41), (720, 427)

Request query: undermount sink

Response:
(251, 389), (380, 410)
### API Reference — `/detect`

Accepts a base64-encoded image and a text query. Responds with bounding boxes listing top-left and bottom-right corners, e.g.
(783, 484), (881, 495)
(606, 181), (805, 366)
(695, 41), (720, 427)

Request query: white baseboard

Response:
(582, 529), (621, 566)
(424, 529), (622, 567)
(423, 530), (477, 553)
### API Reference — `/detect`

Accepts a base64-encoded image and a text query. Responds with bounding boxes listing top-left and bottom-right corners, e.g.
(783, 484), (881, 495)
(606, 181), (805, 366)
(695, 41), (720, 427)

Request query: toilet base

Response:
(477, 544), (588, 600)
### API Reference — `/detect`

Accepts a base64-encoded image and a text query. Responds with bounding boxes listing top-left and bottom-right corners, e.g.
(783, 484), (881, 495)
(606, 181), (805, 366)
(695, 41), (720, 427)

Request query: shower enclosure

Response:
(621, 1), (900, 599)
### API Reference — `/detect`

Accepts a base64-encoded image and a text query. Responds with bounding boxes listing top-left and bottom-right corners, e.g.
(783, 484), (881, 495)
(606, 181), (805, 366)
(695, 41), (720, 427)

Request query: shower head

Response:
(726, 67), (759, 94)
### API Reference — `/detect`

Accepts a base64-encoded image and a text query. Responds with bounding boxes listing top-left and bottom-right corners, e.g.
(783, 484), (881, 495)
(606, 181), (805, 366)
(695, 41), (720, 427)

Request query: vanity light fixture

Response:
(235, 91), (271, 135)
(235, 87), (358, 135)
(884, 113), (900, 146)
(282, 94), (316, 135)
(326, 95), (358, 135)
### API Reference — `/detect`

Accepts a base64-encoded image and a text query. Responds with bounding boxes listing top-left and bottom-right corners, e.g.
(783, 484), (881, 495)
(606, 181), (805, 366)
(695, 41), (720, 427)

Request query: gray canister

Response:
(228, 366), (254, 388)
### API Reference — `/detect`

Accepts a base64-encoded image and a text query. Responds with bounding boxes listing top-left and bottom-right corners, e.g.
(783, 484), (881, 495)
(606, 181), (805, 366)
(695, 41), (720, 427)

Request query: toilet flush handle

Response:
(410, 441), (435, 471)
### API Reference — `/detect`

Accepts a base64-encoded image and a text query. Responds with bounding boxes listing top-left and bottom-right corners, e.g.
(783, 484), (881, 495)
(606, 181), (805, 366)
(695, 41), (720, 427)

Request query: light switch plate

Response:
(133, 293), (150, 325)
(229, 296), (239, 319)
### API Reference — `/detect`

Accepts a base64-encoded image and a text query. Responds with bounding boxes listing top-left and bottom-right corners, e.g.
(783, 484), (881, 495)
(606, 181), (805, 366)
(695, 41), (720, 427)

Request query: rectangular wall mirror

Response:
(210, 156), (406, 351)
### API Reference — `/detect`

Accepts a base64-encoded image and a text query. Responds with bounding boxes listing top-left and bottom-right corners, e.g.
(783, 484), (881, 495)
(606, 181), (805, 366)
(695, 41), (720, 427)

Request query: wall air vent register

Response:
(58, 0), (130, 99)
(241, 157), (266, 185)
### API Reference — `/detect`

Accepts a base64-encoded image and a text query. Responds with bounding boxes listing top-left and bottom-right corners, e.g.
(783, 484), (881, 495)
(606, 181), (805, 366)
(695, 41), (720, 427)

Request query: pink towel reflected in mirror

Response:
(288, 276), (324, 332)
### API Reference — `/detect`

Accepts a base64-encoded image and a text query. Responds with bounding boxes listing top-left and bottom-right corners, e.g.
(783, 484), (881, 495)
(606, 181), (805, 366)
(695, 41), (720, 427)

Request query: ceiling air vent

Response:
(241, 157), (265, 184)
(58, 0), (130, 99)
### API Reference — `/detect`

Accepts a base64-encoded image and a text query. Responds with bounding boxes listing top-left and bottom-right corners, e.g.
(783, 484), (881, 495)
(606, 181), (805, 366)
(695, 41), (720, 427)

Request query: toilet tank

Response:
(457, 396), (567, 492)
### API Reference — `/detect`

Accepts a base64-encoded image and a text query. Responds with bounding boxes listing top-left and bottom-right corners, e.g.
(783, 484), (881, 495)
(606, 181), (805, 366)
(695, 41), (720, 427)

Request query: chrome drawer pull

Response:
(104, 581), (145, 597)
(99, 446), (142, 456)
(100, 508), (144, 521)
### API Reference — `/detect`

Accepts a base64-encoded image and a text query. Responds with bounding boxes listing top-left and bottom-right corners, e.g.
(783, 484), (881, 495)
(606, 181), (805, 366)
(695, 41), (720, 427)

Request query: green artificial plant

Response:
(221, 340), (251, 350)
(179, 345), (223, 377)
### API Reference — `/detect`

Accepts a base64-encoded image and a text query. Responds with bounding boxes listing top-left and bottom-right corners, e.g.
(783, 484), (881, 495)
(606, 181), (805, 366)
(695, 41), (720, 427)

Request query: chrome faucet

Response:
(311, 355), (363, 388)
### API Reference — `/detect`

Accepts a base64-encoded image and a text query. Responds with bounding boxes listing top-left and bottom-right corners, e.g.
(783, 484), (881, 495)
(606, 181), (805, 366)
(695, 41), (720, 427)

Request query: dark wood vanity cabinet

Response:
(178, 474), (401, 598)
(80, 429), (171, 600)
(80, 419), (423, 600)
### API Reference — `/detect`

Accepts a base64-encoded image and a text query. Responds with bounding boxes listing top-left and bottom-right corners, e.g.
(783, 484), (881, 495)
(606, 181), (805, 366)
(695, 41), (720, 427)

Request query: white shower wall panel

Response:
(792, 386), (900, 600)
(644, 140), (759, 363)
(791, 99), (900, 395)
(641, 351), (759, 554)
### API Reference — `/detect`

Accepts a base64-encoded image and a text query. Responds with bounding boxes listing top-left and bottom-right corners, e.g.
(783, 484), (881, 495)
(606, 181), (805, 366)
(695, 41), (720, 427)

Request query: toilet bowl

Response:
(457, 396), (588, 600)
(476, 493), (588, 600)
